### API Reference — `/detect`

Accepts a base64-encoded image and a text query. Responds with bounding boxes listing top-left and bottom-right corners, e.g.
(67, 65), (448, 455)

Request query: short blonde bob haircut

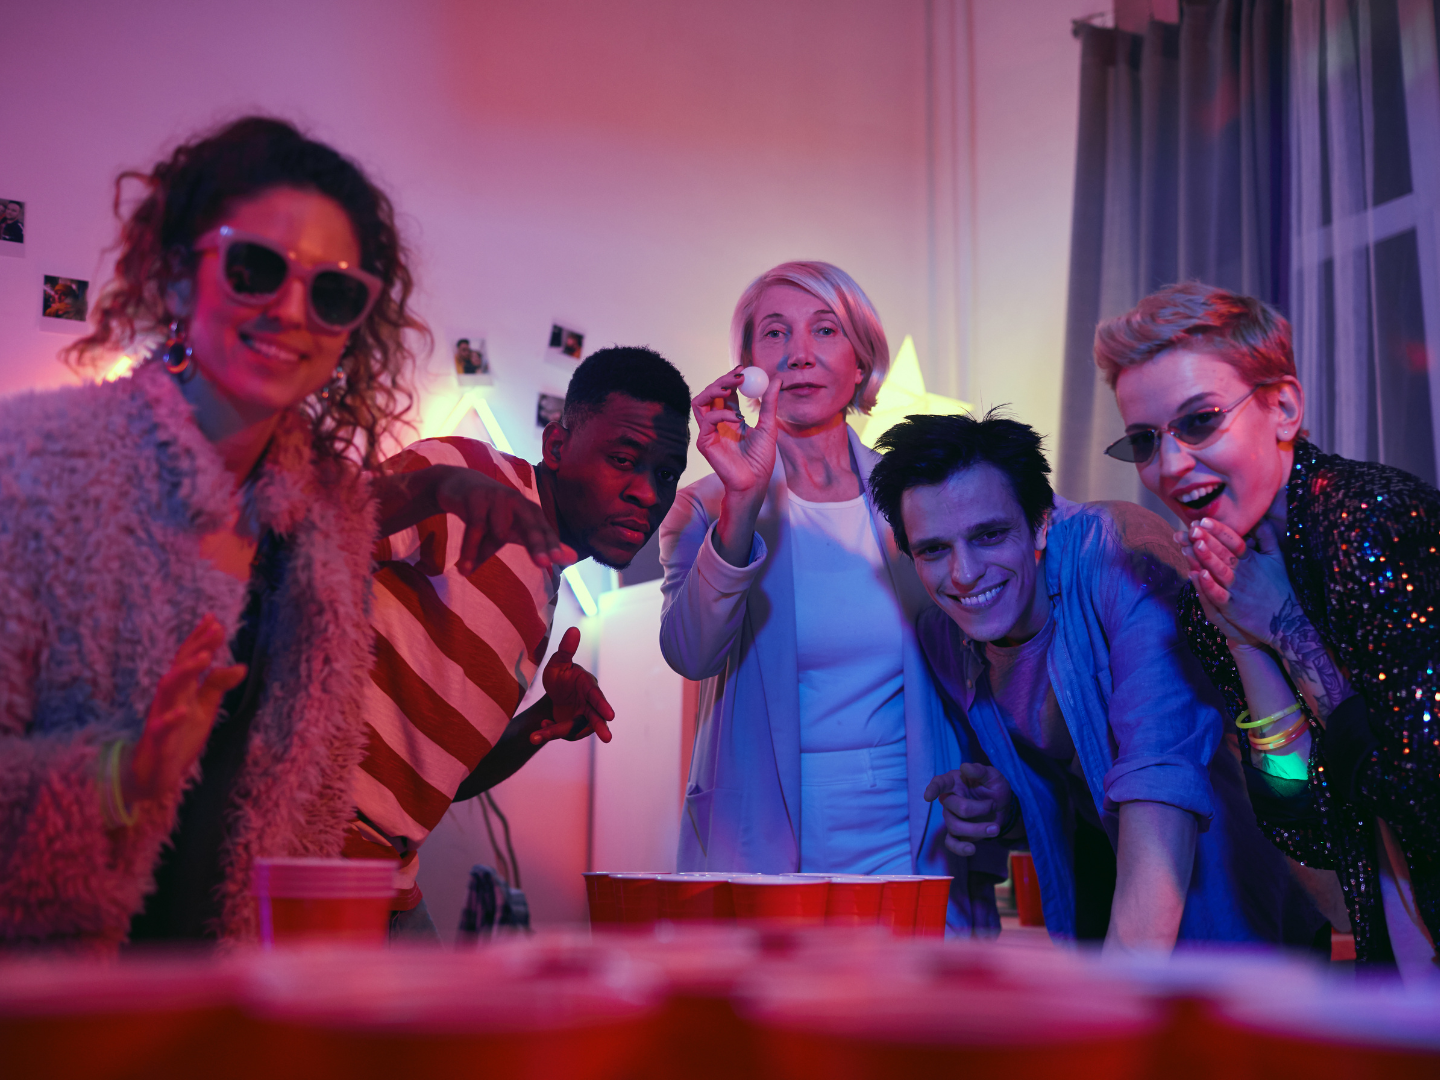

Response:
(730, 261), (890, 415)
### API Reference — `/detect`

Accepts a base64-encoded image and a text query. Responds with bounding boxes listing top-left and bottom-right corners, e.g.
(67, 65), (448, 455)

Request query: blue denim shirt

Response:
(919, 498), (1324, 945)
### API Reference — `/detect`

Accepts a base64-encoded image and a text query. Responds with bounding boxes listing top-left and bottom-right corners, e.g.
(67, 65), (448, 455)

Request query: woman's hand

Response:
(1175, 520), (1260, 645)
(692, 367), (782, 498)
(924, 763), (1014, 858)
(532, 627), (614, 745)
(121, 615), (247, 806)
(692, 367), (782, 566)
(1183, 518), (1298, 649)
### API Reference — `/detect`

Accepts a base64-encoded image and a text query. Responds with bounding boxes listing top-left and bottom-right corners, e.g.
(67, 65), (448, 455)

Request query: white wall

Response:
(0, 0), (931, 478)
(966, 0), (1105, 441)
(0, 0), (1097, 929)
(591, 580), (684, 877)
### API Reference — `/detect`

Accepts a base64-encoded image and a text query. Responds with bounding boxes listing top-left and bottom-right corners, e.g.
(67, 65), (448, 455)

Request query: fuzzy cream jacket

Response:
(0, 363), (376, 950)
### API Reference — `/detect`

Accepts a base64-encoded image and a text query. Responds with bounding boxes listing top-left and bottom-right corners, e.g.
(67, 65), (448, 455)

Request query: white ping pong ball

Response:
(739, 366), (770, 399)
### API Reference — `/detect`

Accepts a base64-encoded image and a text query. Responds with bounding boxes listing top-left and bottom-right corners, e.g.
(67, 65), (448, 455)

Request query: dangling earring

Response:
(163, 320), (194, 378)
(319, 365), (347, 403)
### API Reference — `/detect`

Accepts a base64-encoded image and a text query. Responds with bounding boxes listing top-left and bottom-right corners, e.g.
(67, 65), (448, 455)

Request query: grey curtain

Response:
(1057, 0), (1289, 511)
(1290, 0), (1440, 487)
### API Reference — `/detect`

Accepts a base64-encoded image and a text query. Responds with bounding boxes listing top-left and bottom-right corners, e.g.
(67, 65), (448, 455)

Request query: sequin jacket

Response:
(1178, 440), (1440, 965)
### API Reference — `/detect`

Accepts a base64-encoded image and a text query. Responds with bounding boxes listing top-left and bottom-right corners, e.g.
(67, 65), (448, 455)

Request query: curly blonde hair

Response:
(66, 116), (428, 470)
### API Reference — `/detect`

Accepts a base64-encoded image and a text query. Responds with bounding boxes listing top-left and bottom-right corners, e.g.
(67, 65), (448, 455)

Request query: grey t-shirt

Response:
(984, 616), (1101, 830)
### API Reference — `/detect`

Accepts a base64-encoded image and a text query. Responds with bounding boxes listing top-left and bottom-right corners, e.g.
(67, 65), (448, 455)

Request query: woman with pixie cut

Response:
(659, 261), (1002, 933)
(1098, 281), (1440, 976)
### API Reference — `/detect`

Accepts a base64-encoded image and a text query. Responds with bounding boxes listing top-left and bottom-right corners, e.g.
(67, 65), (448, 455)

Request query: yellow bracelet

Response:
(1248, 714), (1310, 752)
(101, 740), (137, 829)
(1235, 701), (1302, 730)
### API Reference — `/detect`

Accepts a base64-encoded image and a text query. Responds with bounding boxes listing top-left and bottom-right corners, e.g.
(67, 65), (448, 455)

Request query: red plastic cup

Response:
(877, 877), (922, 937)
(914, 876), (953, 937)
(658, 874), (735, 922)
(611, 874), (663, 925)
(747, 972), (1159, 1080)
(0, 956), (245, 1080)
(824, 877), (884, 927)
(730, 876), (829, 924)
(253, 858), (397, 948)
(1009, 852), (1045, 927)
(583, 873), (620, 928)
(240, 948), (664, 1080)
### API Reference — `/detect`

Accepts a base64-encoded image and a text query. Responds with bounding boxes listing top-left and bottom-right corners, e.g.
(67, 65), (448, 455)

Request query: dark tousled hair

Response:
(561, 346), (692, 430)
(1093, 281), (1294, 391)
(66, 115), (428, 470)
(868, 409), (1054, 556)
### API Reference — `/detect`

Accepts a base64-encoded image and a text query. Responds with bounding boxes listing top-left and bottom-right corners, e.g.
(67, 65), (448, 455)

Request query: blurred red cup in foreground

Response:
(731, 876), (829, 924)
(0, 955), (246, 1080)
(659, 874), (735, 922)
(1009, 852), (1044, 927)
(914, 876), (953, 937)
(253, 858), (396, 948)
(1213, 982), (1440, 1080)
(611, 874), (663, 925)
(583, 873), (619, 927)
(877, 877), (922, 937)
(745, 971), (1159, 1080)
(824, 877), (884, 927)
(241, 948), (662, 1080)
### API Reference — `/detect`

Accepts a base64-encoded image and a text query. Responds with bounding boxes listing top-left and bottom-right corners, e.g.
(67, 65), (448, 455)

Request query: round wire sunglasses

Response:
(1103, 385), (1263, 464)
(192, 226), (383, 332)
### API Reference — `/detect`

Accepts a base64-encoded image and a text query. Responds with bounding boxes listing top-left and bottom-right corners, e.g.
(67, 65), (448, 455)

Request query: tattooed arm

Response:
(1268, 595), (1355, 720)
(1185, 517), (1354, 724)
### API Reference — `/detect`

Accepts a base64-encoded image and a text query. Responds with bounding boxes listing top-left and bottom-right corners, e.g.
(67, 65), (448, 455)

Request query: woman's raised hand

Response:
(121, 615), (247, 806)
(693, 367), (783, 567)
(692, 367), (782, 500)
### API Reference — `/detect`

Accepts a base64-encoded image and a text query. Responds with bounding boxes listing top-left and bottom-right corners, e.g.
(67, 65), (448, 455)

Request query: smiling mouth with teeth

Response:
(1176, 483), (1225, 511)
(958, 583), (1004, 607)
(243, 335), (302, 363)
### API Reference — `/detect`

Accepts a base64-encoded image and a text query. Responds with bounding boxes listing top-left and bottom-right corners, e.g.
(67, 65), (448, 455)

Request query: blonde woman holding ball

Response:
(658, 261), (1003, 934)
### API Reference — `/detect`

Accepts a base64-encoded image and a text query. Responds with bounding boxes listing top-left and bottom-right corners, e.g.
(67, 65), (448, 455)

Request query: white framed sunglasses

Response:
(192, 225), (383, 332)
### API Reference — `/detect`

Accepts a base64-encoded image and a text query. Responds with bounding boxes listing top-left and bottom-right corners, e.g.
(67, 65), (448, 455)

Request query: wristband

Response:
(1236, 701), (1302, 730)
(99, 739), (137, 829)
(1248, 714), (1310, 752)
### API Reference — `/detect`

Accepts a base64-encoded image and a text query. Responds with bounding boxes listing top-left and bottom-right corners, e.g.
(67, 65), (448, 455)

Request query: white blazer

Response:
(656, 426), (1005, 934)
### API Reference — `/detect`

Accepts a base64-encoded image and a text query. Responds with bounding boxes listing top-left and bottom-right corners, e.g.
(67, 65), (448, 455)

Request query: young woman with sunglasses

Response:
(1097, 282), (1439, 978)
(0, 117), (560, 950)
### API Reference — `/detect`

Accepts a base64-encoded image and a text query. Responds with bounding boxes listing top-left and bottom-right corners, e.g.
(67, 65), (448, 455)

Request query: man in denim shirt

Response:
(868, 411), (1325, 950)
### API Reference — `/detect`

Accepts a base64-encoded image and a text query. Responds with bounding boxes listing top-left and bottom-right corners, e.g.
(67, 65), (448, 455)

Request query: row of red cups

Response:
(4, 931), (1438, 1080)
(583, 872), (952, 936)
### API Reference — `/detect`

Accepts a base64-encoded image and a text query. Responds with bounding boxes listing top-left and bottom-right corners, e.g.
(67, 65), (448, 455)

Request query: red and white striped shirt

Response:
(349, 438), (560, 901)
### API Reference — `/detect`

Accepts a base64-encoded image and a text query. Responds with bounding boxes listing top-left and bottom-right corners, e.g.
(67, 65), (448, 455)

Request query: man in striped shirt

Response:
(350, 347), (692, 920)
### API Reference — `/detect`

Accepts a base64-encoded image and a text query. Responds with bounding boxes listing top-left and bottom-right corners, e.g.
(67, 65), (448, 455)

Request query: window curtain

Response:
(1059, 0), (1440, 506)
(1057, 1), (1289, 511)
(1290, 0), (1440, 486)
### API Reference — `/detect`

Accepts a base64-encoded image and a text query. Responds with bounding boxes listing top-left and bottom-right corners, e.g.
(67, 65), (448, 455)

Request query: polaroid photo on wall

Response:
(545, 321), (585, 365)
(536, 392), (565, 429)
(0, 198), (24, 257)
(452, 335), (493, 385)
(40, 275), (89, 329)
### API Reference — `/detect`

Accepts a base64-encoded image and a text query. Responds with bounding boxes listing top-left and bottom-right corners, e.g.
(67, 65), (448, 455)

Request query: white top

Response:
(788, 491), (907, 754)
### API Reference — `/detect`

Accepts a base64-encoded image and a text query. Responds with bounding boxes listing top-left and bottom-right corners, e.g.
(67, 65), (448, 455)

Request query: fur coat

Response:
(0, 362), (376, 950)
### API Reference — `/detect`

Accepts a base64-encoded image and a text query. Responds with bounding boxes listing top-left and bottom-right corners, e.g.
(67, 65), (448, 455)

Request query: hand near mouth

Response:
(1184, 517), (1294, 649)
